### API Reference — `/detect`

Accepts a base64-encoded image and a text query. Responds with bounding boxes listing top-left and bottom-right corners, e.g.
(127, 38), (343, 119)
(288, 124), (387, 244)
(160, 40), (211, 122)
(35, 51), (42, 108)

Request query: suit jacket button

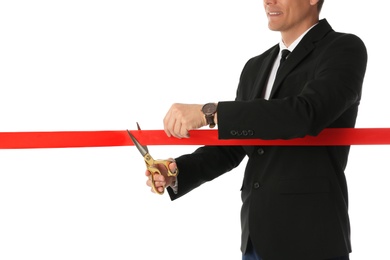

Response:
(257, 148), (265, 155)
(230, 130), (237, 136)
(253, 182), (261, 189)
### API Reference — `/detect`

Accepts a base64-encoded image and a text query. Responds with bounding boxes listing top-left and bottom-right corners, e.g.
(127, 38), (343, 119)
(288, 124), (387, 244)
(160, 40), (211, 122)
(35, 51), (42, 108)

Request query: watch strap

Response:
(205, 115), (216, 128)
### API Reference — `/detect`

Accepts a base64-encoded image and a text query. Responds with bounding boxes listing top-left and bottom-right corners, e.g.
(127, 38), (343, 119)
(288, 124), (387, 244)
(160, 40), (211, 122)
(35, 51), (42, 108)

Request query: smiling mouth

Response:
(268, 11), (283, 16)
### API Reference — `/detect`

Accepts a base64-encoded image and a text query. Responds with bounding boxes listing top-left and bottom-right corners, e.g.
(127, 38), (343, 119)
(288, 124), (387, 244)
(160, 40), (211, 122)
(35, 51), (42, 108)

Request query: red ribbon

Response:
(1, 128), (390, 149)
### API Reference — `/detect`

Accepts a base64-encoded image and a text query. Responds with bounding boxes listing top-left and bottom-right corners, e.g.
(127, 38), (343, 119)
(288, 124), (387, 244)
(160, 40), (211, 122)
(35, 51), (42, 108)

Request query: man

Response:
(145, 0), (367, 259)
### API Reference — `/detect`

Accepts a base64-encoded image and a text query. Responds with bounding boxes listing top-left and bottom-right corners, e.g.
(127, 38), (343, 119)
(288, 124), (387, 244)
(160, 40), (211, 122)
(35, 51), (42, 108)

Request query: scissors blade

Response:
(127, 129), (149, 157)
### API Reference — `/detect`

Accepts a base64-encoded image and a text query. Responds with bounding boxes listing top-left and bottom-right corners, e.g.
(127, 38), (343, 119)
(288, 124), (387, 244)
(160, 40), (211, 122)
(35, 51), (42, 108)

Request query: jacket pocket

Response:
(278, 177), (330, 194)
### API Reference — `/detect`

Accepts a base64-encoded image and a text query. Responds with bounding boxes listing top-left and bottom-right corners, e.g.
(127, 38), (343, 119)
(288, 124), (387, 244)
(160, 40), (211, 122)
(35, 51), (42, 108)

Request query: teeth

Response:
(269, 12), (281, 15)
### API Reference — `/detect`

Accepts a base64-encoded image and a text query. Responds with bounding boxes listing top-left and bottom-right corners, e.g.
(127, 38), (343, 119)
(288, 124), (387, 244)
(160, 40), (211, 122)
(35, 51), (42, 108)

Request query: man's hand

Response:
(145, 160), (178, 194)
(163, 103), (207, 138)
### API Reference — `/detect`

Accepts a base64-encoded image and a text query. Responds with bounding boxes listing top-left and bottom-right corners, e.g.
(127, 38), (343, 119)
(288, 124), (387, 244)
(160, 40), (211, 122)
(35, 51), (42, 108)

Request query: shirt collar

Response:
(279, 23), (318, 53)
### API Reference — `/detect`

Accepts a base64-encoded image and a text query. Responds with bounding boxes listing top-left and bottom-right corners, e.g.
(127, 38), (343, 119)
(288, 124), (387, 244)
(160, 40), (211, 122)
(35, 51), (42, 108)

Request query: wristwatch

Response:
(201, 103), (217, 128)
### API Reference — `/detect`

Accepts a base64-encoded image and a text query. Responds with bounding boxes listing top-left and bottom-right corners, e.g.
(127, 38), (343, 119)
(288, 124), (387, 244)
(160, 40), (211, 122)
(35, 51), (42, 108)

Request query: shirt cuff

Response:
(170, 177), (178, 194)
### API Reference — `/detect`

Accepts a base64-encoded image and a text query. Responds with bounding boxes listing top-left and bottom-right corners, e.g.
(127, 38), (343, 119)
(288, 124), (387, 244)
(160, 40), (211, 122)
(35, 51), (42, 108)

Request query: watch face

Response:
(202, 103), (216, 115)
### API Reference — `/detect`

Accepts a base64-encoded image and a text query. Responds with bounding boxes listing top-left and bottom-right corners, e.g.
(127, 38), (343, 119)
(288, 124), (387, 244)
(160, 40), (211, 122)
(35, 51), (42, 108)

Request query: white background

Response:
(0, 1), (388, 259)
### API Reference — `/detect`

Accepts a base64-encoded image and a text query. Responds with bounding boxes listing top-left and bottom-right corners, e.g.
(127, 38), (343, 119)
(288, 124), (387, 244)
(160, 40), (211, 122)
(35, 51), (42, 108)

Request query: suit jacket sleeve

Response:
(167, 145), (246, 200)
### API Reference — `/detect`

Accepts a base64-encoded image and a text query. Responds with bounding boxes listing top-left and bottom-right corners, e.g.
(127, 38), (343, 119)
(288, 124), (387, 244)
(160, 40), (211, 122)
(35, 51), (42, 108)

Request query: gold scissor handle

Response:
(154, 159), (178, 177)
(147, 158), (178, 195)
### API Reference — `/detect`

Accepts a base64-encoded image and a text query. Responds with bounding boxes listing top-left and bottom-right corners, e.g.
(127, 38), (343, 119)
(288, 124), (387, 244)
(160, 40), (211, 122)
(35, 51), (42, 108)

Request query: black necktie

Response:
(277, 49), (291, 74)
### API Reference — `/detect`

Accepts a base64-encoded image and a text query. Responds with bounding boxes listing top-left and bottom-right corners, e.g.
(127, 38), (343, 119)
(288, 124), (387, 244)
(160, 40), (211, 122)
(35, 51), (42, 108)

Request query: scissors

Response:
(127, 123), (178, 195)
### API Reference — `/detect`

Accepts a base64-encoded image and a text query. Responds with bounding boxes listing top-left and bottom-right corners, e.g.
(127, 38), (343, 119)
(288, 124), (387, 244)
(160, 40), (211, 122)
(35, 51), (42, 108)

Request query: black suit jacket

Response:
(168, 19), (367, 260)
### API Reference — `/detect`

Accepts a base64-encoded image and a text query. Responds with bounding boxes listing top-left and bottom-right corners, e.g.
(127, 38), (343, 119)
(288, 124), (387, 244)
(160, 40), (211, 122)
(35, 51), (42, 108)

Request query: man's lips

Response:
(267, 11), (283, 16)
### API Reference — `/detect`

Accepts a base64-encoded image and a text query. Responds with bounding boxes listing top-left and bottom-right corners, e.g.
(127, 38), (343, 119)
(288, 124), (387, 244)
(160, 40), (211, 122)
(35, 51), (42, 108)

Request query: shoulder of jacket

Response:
(245, 44), (278, 66)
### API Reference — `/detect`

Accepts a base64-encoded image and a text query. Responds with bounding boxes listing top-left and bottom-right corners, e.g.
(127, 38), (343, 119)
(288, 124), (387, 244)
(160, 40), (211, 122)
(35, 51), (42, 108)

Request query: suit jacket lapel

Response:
(251, 46), (279, 98)
(269, 43), (314, 98)
(269, 19), (333, 99)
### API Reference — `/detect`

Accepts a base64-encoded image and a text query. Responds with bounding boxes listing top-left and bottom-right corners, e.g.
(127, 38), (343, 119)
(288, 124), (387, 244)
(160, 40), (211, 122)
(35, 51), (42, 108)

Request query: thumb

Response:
(168, 159), (178, 175)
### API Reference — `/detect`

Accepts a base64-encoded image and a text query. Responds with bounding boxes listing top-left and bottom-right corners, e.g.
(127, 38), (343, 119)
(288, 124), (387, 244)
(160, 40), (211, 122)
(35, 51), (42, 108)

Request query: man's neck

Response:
(281, 18), (319, 47)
